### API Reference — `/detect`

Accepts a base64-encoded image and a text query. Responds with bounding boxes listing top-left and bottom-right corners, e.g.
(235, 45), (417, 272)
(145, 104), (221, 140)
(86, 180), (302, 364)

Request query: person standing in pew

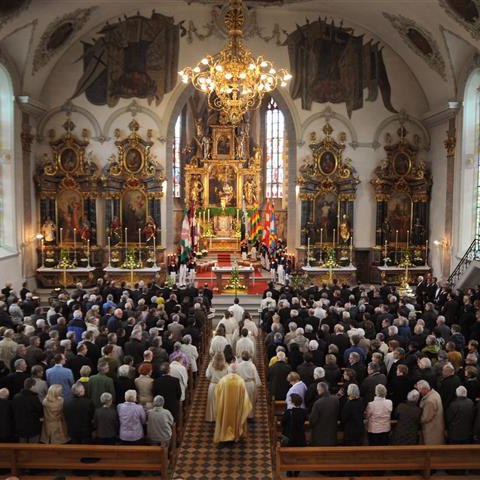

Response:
(309, 382), (339, 446)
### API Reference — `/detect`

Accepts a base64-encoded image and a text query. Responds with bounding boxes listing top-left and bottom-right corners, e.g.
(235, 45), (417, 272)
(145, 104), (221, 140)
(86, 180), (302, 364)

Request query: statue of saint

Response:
(236, 123), (249, 160)
(143, 216), (157, 245)
(201, 135), (211, 161)
(80, 219), (91, 242)
(109, 216), (121, 246)
(253, 146), (262, 165)
(219, 183), (234, 207)
(190, 177), (204, 205)
(42, 217), (56, 243)
(243, 177), (257, 206)
(339, 214), (351, 243)
(412, 217), (425, 245)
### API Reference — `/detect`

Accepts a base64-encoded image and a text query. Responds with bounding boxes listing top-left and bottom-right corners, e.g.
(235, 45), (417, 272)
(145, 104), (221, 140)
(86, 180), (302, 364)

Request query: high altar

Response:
(184, 118), (261, 251)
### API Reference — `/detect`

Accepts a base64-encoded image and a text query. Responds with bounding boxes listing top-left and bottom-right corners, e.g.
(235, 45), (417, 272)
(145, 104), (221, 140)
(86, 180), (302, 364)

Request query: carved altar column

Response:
(443, 119), (456, 280)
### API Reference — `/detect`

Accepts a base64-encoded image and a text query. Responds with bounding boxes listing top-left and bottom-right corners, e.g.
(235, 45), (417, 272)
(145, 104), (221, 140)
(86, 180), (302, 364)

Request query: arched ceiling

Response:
(0, 0), (478, 116)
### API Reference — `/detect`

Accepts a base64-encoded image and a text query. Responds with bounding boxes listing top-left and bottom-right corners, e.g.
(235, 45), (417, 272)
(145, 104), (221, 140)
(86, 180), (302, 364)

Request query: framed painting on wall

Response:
(387, 192), (412, 242)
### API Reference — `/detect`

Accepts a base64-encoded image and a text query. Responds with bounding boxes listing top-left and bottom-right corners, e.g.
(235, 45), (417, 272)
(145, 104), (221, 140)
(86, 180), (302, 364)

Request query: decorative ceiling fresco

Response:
(383, 13), (447, 80)
(0, 0), (31, 30)
(32, 8), (95, 74)
(439, 0), (480, 39)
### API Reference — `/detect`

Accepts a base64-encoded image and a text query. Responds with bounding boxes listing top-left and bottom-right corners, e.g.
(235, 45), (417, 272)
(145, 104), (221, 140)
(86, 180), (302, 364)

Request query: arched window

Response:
(461, 69), (480, 245)
(172, 114), (182, 198)
(0, 63), (15, 252)
(265, 98), (286, 199)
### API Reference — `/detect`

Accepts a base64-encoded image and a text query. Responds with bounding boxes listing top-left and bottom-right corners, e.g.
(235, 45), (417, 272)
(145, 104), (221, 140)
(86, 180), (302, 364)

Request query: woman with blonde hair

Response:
(40, 384), (69, 444)
(205, 352), (228, 422)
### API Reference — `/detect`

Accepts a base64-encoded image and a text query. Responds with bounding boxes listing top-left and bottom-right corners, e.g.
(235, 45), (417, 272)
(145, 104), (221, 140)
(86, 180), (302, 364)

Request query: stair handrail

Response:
(448, 235), (480, 286)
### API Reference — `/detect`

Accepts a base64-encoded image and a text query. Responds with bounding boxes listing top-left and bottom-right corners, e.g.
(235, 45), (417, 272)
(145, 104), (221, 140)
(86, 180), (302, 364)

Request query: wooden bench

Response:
(276, 445), (480, 480)
(0, 443), (169, 480)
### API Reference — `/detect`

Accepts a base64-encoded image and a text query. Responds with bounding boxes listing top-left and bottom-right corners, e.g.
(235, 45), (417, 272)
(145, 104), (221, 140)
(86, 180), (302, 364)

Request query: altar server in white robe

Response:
(178, 261), (187, 286)
(277, 263), (286, 285)
(216, 310), (238, 344)
(235, 328), (256, 359)
(236, 351), (261, 419)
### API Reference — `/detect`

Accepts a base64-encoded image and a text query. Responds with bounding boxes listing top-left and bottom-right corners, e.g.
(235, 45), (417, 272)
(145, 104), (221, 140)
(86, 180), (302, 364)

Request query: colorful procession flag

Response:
(262, 199), (272, 247)
(241, 196), (250, 241)
(179, 209), (192, 262)
(269, 202), (278, 252)
(250, 204), (261, 241)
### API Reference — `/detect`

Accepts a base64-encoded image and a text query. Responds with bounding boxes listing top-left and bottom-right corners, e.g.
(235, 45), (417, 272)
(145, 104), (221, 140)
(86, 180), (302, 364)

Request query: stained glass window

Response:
(265, 98), (285, 199)
(172, 114), (182, 198)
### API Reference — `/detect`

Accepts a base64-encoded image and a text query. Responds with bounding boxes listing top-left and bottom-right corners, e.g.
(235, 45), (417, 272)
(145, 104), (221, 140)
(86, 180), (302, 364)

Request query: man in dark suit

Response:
(267, 351), (292, 400)
(152, 362), (182, 421)
(68, 343), (94, 381)
(360, 362), (387, 404)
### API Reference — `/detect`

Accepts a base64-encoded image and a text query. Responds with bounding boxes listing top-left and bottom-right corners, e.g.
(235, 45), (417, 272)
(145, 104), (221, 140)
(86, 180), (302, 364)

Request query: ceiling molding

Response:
(439, 0), (480, 40)
(32, 7), (96, 75)
(383, 12), (447, 81)
(0, 0), (32, 31)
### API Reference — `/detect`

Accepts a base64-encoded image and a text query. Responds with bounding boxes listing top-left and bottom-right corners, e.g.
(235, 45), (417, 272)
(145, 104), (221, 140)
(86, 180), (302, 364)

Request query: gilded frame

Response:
(123, 146), (145, 175)
(120, 188), (148, 243)
(58, 146), (80, 174)
(56, 188), (84, 244)
(393, 151), (412, 177)
(212, 126), (235, 160)
(316, 150), (338, 176)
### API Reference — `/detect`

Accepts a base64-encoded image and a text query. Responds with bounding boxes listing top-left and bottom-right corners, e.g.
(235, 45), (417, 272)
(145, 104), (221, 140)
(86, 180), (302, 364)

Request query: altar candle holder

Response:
(73, 228), (77, 266)
(349, 235), (353, 267)
(307, 237), (311, 267)
(425, 239), (429, 267)
(394, 230), (399, 265)
(41, 238), (45, 268)
(153, 234), (157, 268)
(107, 236), (112, 268)
(384, 240), (388, 267)
(60, 227), (63, 247)
(86, 240), (91, 268)
(124, 228), (128, 260)
(333, 228), (336, 249)
(138, 228), (142, 265)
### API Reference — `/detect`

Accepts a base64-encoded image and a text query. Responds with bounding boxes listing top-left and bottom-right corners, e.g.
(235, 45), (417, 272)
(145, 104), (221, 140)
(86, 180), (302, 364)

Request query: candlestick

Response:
(406, 230), (410, 249)
(60, 227), (63, 246)
(425, 239), (429, 266)
(138, 229), (142, 265)
(107, 236), (111, 267)
(395, 230), (399, 264)
(349, 235), (353, 266)
(384, 240), (388, 267)
(125, 228), (128, 247)
(207, 209), (210, 222)
(320, 228), (323, 247)
(41, 239), (45, 268)
(73, 228), (77, 265)
(86, 239), (90, 268)
(307, 237), (311, 267)
(333, 228), (336, 249)
(153, 234), (157, 267)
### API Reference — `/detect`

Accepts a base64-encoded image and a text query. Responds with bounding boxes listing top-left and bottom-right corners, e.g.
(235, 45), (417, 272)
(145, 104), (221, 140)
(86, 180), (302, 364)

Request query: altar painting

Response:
(387, 193), (411, 243)
(57, 189), (83, 243)
(314, 192), (338, 243)
(121, 189), (147, 242)
(209, 165), (237, 207)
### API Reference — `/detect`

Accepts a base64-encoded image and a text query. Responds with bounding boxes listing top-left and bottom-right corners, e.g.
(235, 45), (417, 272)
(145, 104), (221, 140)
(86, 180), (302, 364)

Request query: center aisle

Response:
(172, 312), (273, 480)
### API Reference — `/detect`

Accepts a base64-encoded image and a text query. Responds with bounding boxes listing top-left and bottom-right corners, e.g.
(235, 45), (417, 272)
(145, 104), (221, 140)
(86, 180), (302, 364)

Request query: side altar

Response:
(184, 120), (261, 252)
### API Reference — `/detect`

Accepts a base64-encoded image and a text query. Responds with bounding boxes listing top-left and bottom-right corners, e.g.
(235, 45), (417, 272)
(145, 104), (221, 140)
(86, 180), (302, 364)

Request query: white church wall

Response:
(34, 3), (433, 256)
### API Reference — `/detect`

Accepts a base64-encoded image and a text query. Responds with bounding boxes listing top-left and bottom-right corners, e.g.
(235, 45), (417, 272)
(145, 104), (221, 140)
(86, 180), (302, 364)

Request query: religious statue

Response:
(243, 177), (257, 206)
(382, 217), (392, 240)
(201, 134), (211, 161)
(41, 217), (56, 243)
(109, 216), (122, 246)
(190, 176), (204, 205)
(236, 123), (249, 160)
(143, 216), (157, 245)
(339, 214), (351, 243)
(253, 146), (262, 165)
(412, 217), (425, 245)
(219, 183), (234, 208)
(80, 219), (91, 242)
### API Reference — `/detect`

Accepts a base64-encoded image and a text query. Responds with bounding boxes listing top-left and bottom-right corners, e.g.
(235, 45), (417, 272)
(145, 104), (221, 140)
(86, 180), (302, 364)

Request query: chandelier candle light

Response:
(179, 0), (292, 125)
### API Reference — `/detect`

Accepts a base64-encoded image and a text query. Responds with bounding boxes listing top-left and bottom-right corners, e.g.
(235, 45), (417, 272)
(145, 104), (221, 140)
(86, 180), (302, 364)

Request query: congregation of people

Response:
(0, 279), (211, 447)
(262, 275), (480, 452)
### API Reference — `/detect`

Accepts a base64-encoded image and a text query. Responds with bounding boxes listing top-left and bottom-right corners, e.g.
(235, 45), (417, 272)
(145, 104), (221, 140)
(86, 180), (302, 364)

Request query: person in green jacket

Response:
(88, 360), (116, 408)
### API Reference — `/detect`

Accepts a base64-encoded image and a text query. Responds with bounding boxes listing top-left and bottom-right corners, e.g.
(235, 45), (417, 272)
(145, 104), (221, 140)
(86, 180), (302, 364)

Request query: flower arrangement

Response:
(323, 247), (338, 268)
(57, 249), (74, 269)
(398, 249), (414, 268)
(122, 248), (142, 269)
(225, 266), (246, 290)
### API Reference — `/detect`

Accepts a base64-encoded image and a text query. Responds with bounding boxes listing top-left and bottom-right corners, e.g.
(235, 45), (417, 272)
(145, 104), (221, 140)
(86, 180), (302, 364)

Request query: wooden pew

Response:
(275, 444), (480, 480)
(0, 443), (169, 480)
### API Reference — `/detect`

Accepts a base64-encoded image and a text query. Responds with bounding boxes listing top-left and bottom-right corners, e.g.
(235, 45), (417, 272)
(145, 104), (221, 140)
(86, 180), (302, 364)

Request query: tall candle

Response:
(425, 239), (429, 265)
(207, 209), (210, 222)
(236, 208), (239, 223)
(73, 228), (77, 251)
(138, 228), (141, 248)
(108, 236), (111, 265)
(384, 240), (388, 258)
(87, 239), (90, 266)
(125, 228), (128, 248)
(153, 234), (157, 266)
(60, 228), (63, 246)
(406, 230), (410, 248)
(41, 239), (45, 267)
(307, 236), (310, 250)
(333, 228), (336, 248)
(320, 228), (323, 247)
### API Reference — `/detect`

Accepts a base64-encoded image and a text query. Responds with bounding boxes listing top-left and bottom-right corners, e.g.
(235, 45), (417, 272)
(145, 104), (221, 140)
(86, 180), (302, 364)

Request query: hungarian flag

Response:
(250, 204), (261, 241)
(262, 199), (272, 247)
(179, 209), (192, 262)
(241, 196), (250, 241)
(269, 202), (278, 252)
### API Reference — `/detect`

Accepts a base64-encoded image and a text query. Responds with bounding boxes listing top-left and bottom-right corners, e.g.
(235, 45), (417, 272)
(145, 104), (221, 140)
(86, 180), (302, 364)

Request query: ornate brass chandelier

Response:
(179, 0), (291, 125)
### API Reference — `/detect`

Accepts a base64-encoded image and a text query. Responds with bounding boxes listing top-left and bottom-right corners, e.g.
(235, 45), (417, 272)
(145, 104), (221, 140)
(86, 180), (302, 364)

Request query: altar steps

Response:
(211, 293), (262, 327)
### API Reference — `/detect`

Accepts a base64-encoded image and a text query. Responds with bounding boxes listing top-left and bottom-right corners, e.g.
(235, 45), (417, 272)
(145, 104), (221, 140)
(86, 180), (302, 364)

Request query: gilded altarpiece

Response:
(298, 123), (360, 249)
(184, 121), (261, 249)
(34, 119), (100, 285)
(371, 127), (431, 250)
(102, 120), (165, 266)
